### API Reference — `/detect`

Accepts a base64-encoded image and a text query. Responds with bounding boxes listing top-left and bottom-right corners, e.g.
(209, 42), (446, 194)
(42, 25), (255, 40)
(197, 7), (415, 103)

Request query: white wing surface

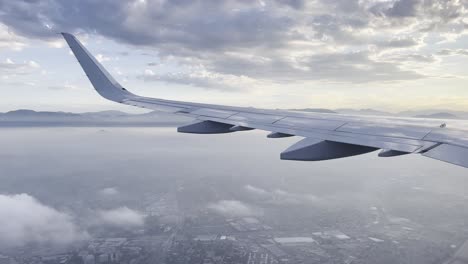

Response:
(62, 33), (468, 168)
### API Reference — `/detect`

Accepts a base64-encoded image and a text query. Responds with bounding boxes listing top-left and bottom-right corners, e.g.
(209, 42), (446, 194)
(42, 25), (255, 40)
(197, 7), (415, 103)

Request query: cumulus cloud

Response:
(0, 0), (466, 85)
(0, 23), (27, 50)
(0, 193), (88, 248)
(208, 200), (260, 217)
(97, 207), (145, 228)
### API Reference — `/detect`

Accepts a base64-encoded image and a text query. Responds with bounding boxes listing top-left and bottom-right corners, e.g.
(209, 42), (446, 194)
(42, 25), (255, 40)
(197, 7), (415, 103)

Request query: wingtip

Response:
(60, 32), (74, 38)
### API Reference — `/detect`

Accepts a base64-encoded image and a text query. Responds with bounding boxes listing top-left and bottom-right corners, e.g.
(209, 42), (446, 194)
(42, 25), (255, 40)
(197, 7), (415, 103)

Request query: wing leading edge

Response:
(61, 33), (468, 169)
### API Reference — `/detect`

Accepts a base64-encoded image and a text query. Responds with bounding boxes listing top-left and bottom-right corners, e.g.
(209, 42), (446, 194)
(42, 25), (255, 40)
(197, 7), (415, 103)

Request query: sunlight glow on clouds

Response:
(0, 0), (467, 111)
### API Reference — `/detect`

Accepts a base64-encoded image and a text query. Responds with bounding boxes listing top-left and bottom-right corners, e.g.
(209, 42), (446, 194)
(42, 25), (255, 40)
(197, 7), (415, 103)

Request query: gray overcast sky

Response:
(0, 0), (467, 112)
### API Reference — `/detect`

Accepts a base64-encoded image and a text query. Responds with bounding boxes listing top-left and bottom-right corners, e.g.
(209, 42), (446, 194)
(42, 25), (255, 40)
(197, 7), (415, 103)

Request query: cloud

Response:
(208, 200), (260, 217)
(274, 0), (305, 9)
(212, 50), (425, 83)
(244, 185), (268, 196)
(385, 0), (419, 18)
(139, 67), (253, 91)
(97, 207), (145, 228)
(0, 0), (466, 86)
(98, 187), (119, 196)
(437, 49), (468, 56)
(244, 185), (320, 205)
(0, 193), (88, 248)
(386, 54), (438, 63)
(96, 53), (111, 63)
(0, 23), (27, 50)
(0, 58), (40, 71)
(272, 189), (320, 204)
(0, 58), (42, 82)
(0, 0), (295, 48)
(372, 0), (467, 23)
(375, 37), (421, 49)
(47, 83), (78, 91)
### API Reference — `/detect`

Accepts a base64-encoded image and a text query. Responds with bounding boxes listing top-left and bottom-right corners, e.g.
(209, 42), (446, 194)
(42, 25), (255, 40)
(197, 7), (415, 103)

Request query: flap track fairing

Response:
(177, 120), (234, 134)
(281, 138), (379, 161)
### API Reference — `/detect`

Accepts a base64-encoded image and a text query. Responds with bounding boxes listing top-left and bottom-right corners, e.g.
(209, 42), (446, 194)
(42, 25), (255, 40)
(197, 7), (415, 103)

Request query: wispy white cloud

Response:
(139, 66), (256, 91)
(98, 187), (119, 196)
(208, 200), (261, 217)
(244, 185), (320, 205)
(96, 53), (111, 63)
(97, 207), (145, 228)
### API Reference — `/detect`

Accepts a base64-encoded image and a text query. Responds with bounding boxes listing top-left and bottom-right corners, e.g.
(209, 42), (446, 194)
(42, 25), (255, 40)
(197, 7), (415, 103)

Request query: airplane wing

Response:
(61, 33), (468, 168)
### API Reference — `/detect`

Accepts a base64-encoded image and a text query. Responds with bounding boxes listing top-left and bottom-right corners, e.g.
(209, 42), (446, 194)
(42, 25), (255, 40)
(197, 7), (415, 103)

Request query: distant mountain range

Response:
(334, 108), (467, 119)
(0, 107), (466, 127)
(0, 109), (191, 127)
(413, 113), (459, 119)
(293, 108), (468, 119)
(290, 108), (337, 114)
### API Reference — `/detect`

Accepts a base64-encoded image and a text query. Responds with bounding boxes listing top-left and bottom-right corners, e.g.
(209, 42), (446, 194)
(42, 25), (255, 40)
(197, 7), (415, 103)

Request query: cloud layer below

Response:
(208, 200), (261, 217)
(97, 207), (145, 228)
(0, 194), (88, 248)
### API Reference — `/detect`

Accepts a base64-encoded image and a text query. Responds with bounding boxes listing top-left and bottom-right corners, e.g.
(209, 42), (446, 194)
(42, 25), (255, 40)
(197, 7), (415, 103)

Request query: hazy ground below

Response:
(1, 127), (467, 198)
(1, 127), (468, 262)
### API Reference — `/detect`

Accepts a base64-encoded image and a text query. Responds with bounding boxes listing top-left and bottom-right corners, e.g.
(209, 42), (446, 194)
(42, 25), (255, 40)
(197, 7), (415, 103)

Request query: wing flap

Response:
(337, 122), (433, 140)
(280, 138), (378, 161)
(423, 144), (468, 168)
(196, 116), (430, 153)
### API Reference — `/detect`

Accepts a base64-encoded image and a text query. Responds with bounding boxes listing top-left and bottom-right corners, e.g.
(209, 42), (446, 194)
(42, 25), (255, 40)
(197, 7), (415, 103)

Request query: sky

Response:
(0, 0), (467, 112)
